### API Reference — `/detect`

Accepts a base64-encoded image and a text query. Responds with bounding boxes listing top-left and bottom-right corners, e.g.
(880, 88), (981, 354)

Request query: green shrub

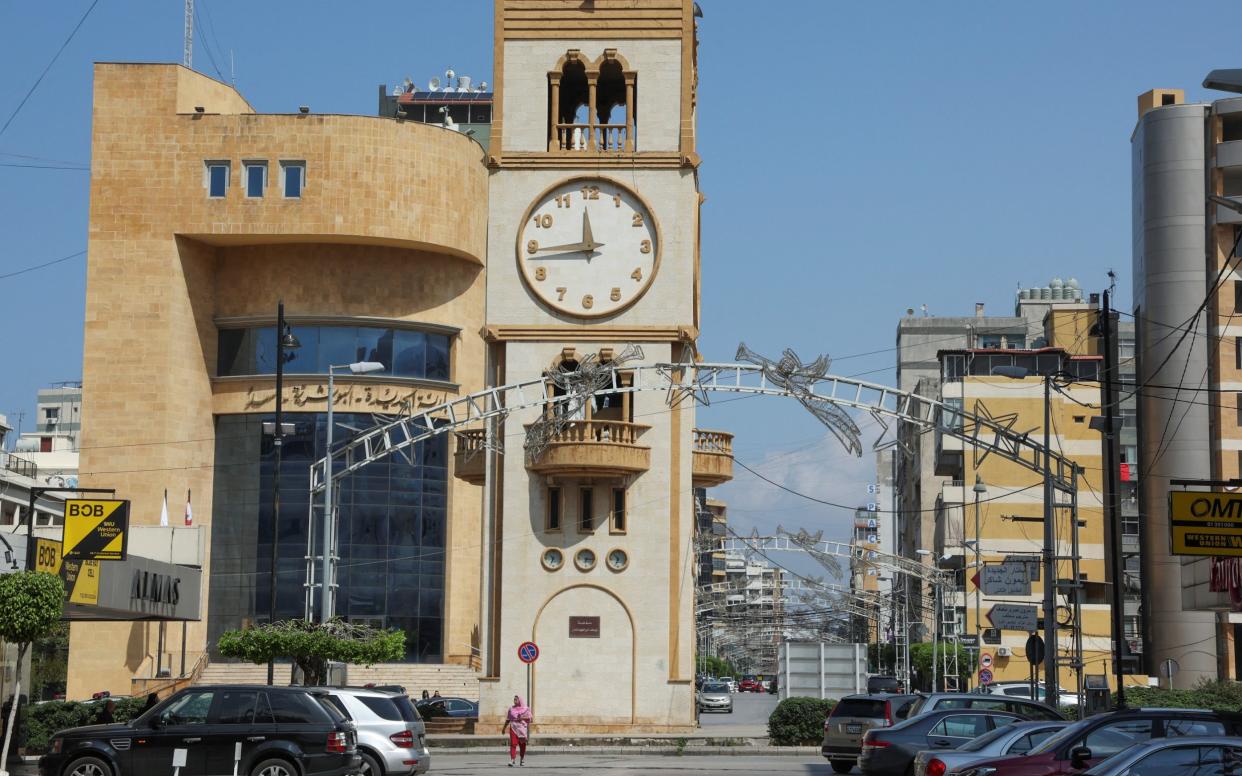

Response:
(768, 696), (835, 746)
(22, 695), (150, 754)
(1125, 680), (1242, 712)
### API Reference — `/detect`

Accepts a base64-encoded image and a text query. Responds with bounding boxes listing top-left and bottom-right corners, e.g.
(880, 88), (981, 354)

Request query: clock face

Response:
(606, 548), (628, 571)
(516, 176), (660, 318)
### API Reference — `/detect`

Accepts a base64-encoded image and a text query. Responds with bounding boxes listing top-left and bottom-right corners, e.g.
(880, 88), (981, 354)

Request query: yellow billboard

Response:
(1170, 491), (1242, 556)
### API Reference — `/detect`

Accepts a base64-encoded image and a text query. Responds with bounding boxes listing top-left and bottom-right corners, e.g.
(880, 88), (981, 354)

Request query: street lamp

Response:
(320, 360), (386, 623)
(972, 476), (987, 658)
(267, 302), (300, 685)
(990, 364), (1059, 704)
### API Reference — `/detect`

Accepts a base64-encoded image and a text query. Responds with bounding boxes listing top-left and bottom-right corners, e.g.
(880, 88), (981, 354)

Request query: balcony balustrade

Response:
(453, 429), (488, 484)
(524, 419), (651, 479)
(692, 429), (734, 487)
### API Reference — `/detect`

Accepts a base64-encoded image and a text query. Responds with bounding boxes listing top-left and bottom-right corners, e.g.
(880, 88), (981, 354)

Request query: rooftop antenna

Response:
(445, 67), (455, 92)
(921, 304), (929, 318)
(1107, 268), (1117, 295)
(229, 49), (235, 87)
(183, 0), (194, 68)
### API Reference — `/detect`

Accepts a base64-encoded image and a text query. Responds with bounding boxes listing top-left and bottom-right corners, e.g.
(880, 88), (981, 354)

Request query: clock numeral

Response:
(631, 267), (643, 282)
(640, 239), (652, 254)
(534, 267), (547, 281)
(610, 287), (621, 302)
(533, 214), (553, 228)
(632, 213), (644, 227)
(613, 193), (622, 208)
(555, 193), (571, 208)
(556, 287), (567, 301)
(526, 239), (539, 254)
(582, 294), (594, 310)
(580, 185), (600, 200)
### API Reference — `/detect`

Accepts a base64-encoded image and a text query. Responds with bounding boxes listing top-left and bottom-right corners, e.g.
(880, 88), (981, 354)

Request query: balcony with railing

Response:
(552, 123), (631, 152)
(692, 429), (734, 487)
(524, 419), (651, 479)
(453, 430), (488, 485)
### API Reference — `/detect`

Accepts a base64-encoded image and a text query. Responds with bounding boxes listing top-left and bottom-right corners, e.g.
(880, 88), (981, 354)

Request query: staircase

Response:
(196, 661), (480, 700)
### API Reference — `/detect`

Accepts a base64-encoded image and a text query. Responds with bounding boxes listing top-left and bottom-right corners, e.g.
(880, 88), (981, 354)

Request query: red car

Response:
(955, 708), (1242, 776)
(738, 679), (762, 693)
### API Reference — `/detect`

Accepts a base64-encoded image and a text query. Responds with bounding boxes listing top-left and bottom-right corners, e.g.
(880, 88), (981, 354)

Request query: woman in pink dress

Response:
(501, 694), (532, 766)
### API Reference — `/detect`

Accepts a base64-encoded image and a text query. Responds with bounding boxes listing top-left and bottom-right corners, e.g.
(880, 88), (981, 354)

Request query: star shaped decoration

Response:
(969, 398), (1021, 468)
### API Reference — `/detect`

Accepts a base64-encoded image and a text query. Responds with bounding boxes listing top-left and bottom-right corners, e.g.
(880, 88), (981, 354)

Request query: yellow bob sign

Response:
(63, 499), (129, 561)
(1170, 491), (1242, 556)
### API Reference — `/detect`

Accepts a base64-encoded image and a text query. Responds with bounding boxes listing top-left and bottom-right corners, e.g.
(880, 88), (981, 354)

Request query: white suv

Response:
(315, 686), (430, 775)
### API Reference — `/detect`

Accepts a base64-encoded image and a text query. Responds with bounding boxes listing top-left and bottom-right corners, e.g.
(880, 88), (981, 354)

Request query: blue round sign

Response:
(978, 668), (993, 685)
(518, 641), (539, 664)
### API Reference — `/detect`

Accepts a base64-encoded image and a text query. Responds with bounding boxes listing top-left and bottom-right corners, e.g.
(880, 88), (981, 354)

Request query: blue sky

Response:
(1, 0), (1238, 551)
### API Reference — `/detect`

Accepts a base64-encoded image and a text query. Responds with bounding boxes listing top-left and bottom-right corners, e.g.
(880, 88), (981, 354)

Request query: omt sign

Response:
(1170, 491), (1242, 556)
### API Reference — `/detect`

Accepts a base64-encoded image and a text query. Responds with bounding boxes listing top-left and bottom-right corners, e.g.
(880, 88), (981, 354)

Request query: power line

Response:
(0, 0), (102, 138)
(0, 249), (85, 281)
(0, 162), (88, 171)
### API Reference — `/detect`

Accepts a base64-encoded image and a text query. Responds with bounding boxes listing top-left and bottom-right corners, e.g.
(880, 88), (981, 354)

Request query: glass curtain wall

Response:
(209, 412), (447, 662)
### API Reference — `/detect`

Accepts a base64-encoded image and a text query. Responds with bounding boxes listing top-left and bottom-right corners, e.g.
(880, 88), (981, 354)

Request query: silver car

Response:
(698, 681), (733, 713)
(1080, 735), (1242, 776)
(316, 686), (431, 775)
(912, 719), (1068, 776)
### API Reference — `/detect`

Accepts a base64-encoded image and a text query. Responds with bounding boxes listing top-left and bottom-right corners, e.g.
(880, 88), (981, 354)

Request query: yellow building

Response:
(934, 308), (1143, 693)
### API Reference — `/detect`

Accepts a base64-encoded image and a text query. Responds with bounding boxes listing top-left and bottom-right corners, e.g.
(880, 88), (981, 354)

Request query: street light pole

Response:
(1041, 373), (1059, 704)
(267, 302), (299, 685)
(973, 476), (987, 655)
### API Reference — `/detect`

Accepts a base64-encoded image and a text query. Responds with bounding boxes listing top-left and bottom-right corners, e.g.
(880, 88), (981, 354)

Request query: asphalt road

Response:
(698, 690), (779, 735)
(430, 753), (835, 774)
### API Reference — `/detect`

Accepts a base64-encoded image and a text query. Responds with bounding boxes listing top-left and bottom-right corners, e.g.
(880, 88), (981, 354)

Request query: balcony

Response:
(552, 123), (631, 153)
(453, 429), (488, 485)
(692, 429), (734, 487)
(524, 419), (650, 479)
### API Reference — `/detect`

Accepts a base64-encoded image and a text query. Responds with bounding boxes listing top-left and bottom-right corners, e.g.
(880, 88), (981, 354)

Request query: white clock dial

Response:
(516, 176), (660, 318)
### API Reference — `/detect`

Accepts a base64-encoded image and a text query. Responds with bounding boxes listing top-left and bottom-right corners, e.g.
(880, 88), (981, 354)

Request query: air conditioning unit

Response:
(997, 646), (1012, 657)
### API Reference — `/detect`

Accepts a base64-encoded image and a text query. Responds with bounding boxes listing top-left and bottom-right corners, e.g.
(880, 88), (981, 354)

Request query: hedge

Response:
(25, 696), (148, 754)
(768, 696), (835, 746)
(1123, 680), (1242, 712)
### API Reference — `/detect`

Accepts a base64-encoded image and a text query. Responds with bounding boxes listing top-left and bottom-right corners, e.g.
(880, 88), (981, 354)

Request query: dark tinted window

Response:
(966, 698), (1009, 712)
(1009, 727), (1061, 754)
(213, 690), (258, 725)
(160, 691), (214, 726)
(930, 714), (991, 739)
(359, 696), (403, 721)
(832, 698), (886, 718)
(1082, 718), (1154, 758)
(1163, 717), (1226, 737)
(322, 695), (351, 720)
(392, 696), (419, 722)
(1129, 745), (1205, 776)
(264, 691), (327, 724)
(1008, 701), (1062, 721)
(314, 695), (347, 724)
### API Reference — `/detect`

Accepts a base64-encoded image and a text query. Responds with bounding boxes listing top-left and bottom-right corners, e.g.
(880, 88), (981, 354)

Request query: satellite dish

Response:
(428, 76), (441, 91)
(478, 81), (488, 91)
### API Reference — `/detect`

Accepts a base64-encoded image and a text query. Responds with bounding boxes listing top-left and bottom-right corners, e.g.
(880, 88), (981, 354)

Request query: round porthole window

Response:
(574, 548), (597, 571)
(606, 548), (629, 572)
(541, 548), (564, 571)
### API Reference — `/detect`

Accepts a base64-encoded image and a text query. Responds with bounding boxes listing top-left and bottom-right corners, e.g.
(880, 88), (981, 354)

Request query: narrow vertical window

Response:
(205, 161), (229, 198)
(244, 162), (267, 198)
(1237, 336), (1242, 370)
(281, 161), (305, 198)
(611, 488), (626, 533)
(546, 487), (561, 531)
(579, 487), (594, 532)
(1235, 280), (1242, 314)
(1237, 394), (1242, 427)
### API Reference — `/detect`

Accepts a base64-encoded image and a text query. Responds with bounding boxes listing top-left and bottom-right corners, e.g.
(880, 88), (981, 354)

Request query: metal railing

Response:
(2, 453), (36, 479)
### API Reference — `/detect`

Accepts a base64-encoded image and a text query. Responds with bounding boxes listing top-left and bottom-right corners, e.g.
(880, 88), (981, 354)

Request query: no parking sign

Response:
(518, 641), (539, 664)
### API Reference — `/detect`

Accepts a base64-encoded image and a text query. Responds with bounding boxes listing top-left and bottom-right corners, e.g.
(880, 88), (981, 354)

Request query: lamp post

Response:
(267, 302), (300, 685)
(320, 360), (386, 624)
(991, 365), (1059, 705)
(972, 476), (987, 655)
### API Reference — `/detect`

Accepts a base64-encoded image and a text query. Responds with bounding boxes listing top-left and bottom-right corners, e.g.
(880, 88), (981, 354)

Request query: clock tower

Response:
(476, 0), (703, 732)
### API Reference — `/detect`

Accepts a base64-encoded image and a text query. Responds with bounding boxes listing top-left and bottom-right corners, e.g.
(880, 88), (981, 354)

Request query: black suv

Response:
(39, 685), (360, 776)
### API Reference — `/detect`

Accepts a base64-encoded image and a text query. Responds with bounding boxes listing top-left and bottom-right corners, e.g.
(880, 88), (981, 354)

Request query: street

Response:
(698, 690), (779, 736)
(430, 754), (833, 774)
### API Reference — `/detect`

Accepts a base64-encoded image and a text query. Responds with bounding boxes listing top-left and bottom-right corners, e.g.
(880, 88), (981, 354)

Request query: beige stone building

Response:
(73, 0), (719, 732)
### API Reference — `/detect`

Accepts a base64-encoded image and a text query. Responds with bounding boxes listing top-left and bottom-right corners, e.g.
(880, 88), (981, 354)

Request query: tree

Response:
(0, 572), (64, 775)
(909, 641), (969, 689)
(217, 619), (404, 685)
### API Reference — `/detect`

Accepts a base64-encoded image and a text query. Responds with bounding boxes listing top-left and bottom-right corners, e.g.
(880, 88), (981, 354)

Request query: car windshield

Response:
(958, 723), (1016, 752)
(703, 683), (729, 693)
(834, 698), (887, 718)
(1029, 718), (1092, 754)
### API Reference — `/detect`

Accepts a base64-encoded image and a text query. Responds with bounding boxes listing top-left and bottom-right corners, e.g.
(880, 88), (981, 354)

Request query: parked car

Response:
(415, 696), (478, 720)
(868, 675), (903, 695)
(38, 685), (360, 776)
(314, 686), (430, 775)
(956, 707), (1242, 776)
(719, 676), (737, 693)
(822, 693), (918, 773)
(738, 679), (762, 693)
(860, 708), (1029, 776)
(1079, 735), (1242, 776)
(913, 720), (1070, 776)
(898, 692), (1064, 723)
(983, 682), (1081, 708)
(698, 681), (733, 713)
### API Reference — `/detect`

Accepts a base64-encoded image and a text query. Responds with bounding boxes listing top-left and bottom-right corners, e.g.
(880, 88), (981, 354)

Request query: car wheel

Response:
(251, 757), (298, 776)
(359, 751), (384, 776)
(65, 757), (112, 776)
(830, 761), (853, 774)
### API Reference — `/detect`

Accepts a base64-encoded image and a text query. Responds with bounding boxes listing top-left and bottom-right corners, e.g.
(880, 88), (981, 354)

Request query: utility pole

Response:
(1042, 374), (1059, 704)
(1099, 290), (1126, 707)
(183, 0), (194, 68)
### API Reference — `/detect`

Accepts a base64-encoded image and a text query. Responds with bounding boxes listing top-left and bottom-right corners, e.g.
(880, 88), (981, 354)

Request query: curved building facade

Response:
(71, 63), (489, 697)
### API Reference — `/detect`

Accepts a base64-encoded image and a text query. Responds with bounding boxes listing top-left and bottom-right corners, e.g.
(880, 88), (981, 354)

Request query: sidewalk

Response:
(426, 728), (817, 756)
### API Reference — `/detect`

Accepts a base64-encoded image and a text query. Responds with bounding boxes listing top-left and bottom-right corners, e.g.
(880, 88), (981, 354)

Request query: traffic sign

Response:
(980, 652), (993, 670)
(1025, 634), (1045, 666)
(987, 603), (1038, 632)
(518, 641), (539, 664)
(979, 668), (993, 685)
(63, 499), (129, 561)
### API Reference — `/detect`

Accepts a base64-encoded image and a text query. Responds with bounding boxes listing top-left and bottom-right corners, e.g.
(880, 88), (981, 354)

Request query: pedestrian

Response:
(96, 699), (116, 725)
(421, 690), (430, 700)
(142, 692), (160, 713)
(501, 694), (532, 767)
(432, 689), (441, 698)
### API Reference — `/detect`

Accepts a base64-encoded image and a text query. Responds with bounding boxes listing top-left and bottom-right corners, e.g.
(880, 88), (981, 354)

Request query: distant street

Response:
(699, 690), (780, 735)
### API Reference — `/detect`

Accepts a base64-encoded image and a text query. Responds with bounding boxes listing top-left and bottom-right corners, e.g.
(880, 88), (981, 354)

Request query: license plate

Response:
(847, 724), (862, 733)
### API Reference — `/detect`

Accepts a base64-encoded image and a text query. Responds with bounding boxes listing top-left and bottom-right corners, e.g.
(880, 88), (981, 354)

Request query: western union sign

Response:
(1170, 491), (1242, 556)
(63, 499), (129, 562)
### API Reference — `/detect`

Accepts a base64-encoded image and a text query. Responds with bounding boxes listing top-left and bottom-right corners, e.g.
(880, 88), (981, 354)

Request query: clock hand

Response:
(535, 240), (595, 253)
(582, 209), (603, 251)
